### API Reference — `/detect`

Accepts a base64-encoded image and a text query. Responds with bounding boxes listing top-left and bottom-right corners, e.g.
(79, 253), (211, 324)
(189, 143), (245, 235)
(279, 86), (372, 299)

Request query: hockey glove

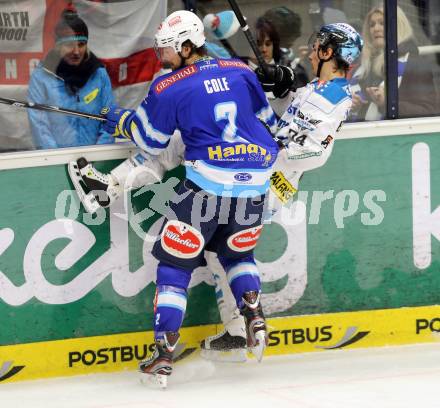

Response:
(102, 105), (133, 139)
(255, 64), (296, 98)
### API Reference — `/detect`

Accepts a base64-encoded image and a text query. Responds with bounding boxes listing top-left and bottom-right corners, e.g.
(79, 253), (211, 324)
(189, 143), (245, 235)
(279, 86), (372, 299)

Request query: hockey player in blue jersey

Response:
(74, 10), (278, 388)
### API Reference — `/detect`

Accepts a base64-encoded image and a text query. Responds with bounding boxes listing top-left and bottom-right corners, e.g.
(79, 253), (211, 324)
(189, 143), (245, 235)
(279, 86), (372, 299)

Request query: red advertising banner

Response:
(0, 0), (69, 85)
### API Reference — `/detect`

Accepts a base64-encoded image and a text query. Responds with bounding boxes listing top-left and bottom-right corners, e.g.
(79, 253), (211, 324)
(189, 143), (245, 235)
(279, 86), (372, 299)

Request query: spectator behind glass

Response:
(309, 0), (349, 29)
(28, 9), (115, 149)
(349, 5), (439, 121)
(258, 7), (309, 88)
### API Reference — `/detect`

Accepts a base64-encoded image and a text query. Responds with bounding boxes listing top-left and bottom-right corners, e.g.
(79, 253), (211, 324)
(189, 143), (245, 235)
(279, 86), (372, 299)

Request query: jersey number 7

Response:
(215, 101), (248, 143)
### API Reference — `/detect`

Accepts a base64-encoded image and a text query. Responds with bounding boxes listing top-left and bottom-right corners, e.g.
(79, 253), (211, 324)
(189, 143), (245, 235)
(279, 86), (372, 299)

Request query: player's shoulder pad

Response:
(313, 78), (352, 105)
(152, 65), (200, 96)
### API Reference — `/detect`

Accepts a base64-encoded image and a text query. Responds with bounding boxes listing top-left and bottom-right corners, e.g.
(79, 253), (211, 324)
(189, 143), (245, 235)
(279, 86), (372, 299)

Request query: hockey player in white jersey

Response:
(68, 22), (362, 362)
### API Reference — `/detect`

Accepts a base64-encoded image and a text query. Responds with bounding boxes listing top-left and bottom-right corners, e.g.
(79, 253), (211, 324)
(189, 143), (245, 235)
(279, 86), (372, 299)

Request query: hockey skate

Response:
(240, 291), (268, 362)
(200, 316), (247, 362)
(68, 157), (121, 214)
(139, 332), (179, 389)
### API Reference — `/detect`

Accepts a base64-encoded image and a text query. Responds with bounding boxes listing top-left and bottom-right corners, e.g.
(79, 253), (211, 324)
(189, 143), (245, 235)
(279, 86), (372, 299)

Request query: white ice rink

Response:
(2, 343), (439, 408)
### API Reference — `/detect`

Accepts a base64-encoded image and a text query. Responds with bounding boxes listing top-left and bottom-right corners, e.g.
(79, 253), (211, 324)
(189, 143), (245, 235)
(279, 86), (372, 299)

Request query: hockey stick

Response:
(0, 96), (106, 122)
(226, 0), (268, 73)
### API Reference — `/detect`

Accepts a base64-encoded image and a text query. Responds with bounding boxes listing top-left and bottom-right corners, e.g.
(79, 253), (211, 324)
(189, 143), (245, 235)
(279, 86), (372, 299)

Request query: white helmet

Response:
(155, 10), (205, 53)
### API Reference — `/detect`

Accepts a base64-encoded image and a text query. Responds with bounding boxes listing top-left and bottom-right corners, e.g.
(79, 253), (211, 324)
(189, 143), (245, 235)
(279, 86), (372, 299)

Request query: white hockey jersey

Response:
(277, 77), (352, 173)
(265, 77), (352, 211)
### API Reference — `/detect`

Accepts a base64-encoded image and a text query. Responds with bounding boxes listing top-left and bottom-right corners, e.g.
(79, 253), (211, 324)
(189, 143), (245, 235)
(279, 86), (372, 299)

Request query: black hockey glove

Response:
(255, 64), (296, 98)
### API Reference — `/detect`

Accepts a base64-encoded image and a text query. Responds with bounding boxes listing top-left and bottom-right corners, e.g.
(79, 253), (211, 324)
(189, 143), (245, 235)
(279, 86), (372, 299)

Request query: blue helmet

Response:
(317, 23), (363, 65)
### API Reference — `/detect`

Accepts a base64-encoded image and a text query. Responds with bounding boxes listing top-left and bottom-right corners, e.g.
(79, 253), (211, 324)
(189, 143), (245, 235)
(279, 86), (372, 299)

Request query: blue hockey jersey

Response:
(120, 58), (278, 197)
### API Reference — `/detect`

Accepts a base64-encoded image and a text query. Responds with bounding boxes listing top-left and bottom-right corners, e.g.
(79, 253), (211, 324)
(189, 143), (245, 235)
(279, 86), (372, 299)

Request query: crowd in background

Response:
(1, 0), (440, 153)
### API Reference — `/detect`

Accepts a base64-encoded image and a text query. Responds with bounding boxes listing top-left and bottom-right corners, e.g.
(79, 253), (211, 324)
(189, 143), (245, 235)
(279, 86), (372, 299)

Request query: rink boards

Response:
(2, 117), (440, 383)
(1, 304), (440, 383)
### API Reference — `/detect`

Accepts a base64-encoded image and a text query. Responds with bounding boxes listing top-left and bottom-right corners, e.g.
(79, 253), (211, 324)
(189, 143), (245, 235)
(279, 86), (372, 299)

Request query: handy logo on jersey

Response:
(227, 225), (263, 252)
(161, 220), (204, 258)
(208, 143), (269, 161)
(155, 65), (199, 94)
(234, 172), (252, 183)
(218, 59), (252, 71)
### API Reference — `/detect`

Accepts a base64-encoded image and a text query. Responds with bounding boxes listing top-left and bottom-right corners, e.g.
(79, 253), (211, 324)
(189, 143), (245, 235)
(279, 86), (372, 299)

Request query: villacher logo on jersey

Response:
(161, 220), (204, 258)
(0, 361), (25, 382)
(164, 231), (199, 248)
(227, 226), (263, 252)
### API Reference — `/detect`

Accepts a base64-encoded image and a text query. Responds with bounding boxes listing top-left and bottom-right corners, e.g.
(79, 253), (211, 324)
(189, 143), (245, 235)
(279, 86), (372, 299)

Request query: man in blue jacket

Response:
(28, 9), (114, 149)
